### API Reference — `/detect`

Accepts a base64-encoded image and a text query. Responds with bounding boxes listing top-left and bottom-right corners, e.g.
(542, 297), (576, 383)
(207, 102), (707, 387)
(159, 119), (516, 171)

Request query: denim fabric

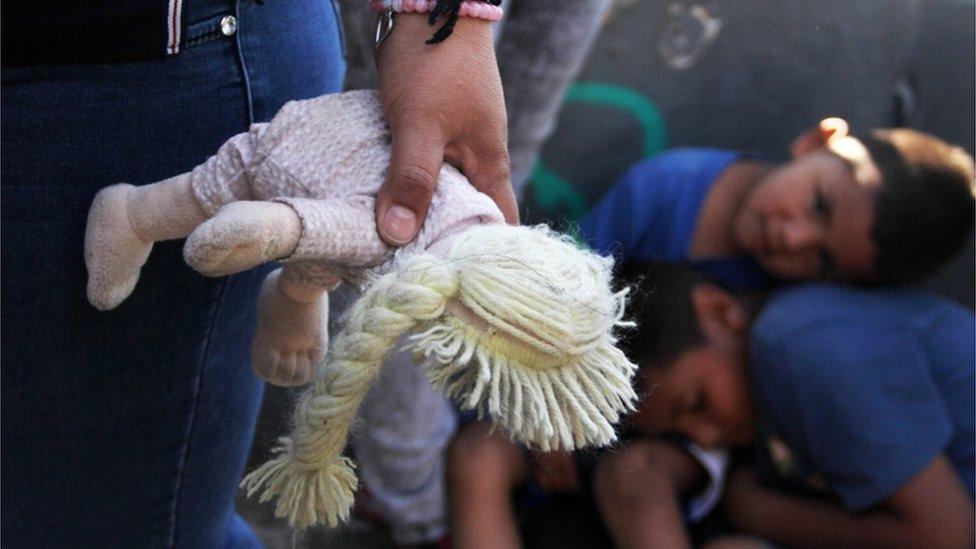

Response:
(1, 1), (345, 547)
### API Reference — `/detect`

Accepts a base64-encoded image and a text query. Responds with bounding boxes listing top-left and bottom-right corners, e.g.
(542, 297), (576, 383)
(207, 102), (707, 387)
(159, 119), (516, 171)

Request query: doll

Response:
(84, 90), (637, 528)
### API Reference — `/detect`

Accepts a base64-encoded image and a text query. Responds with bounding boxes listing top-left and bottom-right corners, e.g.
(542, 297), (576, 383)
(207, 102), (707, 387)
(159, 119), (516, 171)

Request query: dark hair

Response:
(616, 262), (710, 368)
(860, 129), (976, 284)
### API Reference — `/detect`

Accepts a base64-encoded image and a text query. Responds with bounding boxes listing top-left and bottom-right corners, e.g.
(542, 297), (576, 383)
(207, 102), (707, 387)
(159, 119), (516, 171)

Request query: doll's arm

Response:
(251, 262), (342, 386)
(184, 195), (390, 277)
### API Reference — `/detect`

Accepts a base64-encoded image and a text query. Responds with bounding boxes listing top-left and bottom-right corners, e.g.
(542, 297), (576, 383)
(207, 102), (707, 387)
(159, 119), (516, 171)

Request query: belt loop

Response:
(165, 0), (186, 55)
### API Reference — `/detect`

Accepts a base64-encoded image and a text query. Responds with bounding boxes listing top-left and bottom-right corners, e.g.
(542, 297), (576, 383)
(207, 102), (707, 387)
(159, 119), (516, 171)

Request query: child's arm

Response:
(725, 456), (975, 549)
(594, 439), (706, 549)
(530, 450), (581, 494)
(448, 422), (527, 549)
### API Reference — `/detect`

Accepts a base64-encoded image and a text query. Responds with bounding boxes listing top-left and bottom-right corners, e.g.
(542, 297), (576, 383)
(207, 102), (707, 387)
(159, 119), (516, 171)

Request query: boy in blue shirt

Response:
(580, 119), (975, 290)
(448, 123), (975, 547)
(619, 264), (975, 547)
(574, 119), (976, 543)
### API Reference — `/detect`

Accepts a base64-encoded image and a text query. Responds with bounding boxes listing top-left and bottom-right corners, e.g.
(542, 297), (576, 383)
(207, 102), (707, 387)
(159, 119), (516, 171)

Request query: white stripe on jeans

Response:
(166, 0), (184, 55)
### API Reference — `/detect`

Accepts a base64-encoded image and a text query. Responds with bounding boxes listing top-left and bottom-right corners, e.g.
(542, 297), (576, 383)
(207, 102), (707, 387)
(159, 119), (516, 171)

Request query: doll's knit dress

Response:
(189, 89), (503, 289)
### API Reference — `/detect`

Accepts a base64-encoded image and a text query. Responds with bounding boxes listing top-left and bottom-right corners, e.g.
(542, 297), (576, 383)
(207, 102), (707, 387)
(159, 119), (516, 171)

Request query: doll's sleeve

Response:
(190, 123), (268, 216)
(274, 195), (391, 268)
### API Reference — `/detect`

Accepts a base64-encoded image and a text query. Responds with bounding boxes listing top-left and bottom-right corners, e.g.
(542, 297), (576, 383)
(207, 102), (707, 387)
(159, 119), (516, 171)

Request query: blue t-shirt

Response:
(578, 148), (767, 290)
(750, 284), (976, 510)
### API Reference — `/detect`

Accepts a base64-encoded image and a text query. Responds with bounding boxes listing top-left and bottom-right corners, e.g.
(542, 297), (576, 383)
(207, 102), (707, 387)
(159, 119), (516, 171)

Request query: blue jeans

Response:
(0, 1), (344, 546)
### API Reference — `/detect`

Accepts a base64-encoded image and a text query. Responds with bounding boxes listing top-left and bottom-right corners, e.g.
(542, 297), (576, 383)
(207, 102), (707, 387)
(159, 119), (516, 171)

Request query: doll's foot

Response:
(85, 184), (154, 310)
(251, 269), (329, 386)
(183, 201), (302, 277)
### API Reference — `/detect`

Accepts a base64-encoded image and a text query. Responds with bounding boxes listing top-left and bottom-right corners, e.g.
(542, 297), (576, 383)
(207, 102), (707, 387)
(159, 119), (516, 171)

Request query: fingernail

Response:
(384, 205), (417, 243)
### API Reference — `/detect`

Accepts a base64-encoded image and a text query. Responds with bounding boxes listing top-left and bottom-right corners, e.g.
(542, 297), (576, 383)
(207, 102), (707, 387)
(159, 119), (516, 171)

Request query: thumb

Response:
(376, 120), (445, 246)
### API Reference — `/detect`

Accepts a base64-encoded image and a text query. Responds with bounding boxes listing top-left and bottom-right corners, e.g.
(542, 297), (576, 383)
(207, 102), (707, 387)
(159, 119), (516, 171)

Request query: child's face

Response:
(732, 149), (880, 282)
(631, 346), (755, 449)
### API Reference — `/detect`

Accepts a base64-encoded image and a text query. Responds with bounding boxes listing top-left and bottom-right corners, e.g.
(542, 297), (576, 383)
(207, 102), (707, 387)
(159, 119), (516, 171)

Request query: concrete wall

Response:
(522, 0), (975, 306)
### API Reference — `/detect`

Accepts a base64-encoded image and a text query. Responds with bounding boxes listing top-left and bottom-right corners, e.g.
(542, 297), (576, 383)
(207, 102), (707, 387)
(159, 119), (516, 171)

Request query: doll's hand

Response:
(183, 201), (302, 277)
(375, 14), (518, 246)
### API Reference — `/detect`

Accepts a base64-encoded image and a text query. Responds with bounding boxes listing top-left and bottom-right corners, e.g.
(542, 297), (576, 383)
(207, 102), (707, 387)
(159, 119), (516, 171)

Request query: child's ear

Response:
(790, 117), (850, 158)
(691, 284), (747, 349)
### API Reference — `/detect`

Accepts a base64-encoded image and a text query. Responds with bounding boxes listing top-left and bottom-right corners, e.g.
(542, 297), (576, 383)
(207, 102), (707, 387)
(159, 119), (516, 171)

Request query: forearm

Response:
(729, 485), (924, 548)
(599, 474), (690, 549)
(594, 440), (704, 549)
(376, 12), (497, 87)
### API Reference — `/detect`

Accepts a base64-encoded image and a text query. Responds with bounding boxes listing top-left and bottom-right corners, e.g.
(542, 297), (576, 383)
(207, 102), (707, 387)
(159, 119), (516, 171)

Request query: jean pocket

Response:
(183, 13), (238, 50)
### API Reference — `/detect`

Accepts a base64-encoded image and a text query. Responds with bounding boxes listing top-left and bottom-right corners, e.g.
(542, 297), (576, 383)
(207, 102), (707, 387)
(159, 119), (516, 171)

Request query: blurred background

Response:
(240, 1), (975, 546)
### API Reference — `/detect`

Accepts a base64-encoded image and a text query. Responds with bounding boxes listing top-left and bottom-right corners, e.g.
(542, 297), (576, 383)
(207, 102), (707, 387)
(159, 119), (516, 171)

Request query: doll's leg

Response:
(85, 172), (207, 310)
(251, 262), (341, 386)
(85, 127), (265, 310)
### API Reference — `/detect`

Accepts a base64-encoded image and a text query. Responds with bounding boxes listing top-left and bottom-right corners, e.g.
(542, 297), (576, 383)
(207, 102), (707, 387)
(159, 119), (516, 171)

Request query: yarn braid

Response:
(240, 254), (458, 529)
(242, 224), (639, 530)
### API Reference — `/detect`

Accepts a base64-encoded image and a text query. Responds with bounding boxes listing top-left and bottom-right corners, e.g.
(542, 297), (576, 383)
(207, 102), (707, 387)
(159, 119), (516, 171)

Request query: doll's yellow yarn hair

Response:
(241, 224), (638, 529)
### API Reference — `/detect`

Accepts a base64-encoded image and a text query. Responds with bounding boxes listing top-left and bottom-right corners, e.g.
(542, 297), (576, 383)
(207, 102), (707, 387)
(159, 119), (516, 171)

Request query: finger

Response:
(461, 146), (519, 225)
(376, 119), (445, 246)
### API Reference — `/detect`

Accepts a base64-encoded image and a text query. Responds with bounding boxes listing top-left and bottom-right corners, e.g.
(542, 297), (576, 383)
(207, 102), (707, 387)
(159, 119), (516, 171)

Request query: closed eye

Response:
(819, 248), (835, 278)
(812, 188), (832, 221)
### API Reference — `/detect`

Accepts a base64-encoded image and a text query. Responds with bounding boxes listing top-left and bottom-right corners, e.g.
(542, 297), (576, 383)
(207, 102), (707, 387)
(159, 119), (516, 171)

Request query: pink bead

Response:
(368, 0), (504, 22)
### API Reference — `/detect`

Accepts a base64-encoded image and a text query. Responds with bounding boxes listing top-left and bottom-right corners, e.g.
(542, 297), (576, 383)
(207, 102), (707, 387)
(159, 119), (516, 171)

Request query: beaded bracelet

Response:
(369, 0), (503, 21)
(369, 0), (503, 44)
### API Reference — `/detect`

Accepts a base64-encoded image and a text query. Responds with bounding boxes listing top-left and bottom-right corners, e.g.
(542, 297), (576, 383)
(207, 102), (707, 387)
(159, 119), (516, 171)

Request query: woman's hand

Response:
(375, 13), (518, 245)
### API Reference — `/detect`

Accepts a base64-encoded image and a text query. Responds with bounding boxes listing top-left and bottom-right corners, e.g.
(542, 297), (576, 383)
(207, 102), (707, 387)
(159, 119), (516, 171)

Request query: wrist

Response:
(377, 10), (493, 50)
(373, 0), (501, 52)
(369, 0), (503, 21)
(376, 12), (495, 84)
(642, 470), (689, 499)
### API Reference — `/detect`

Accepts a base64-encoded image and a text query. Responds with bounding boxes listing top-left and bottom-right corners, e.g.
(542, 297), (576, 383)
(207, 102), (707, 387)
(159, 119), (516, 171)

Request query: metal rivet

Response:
(221, 15), (238, 37)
